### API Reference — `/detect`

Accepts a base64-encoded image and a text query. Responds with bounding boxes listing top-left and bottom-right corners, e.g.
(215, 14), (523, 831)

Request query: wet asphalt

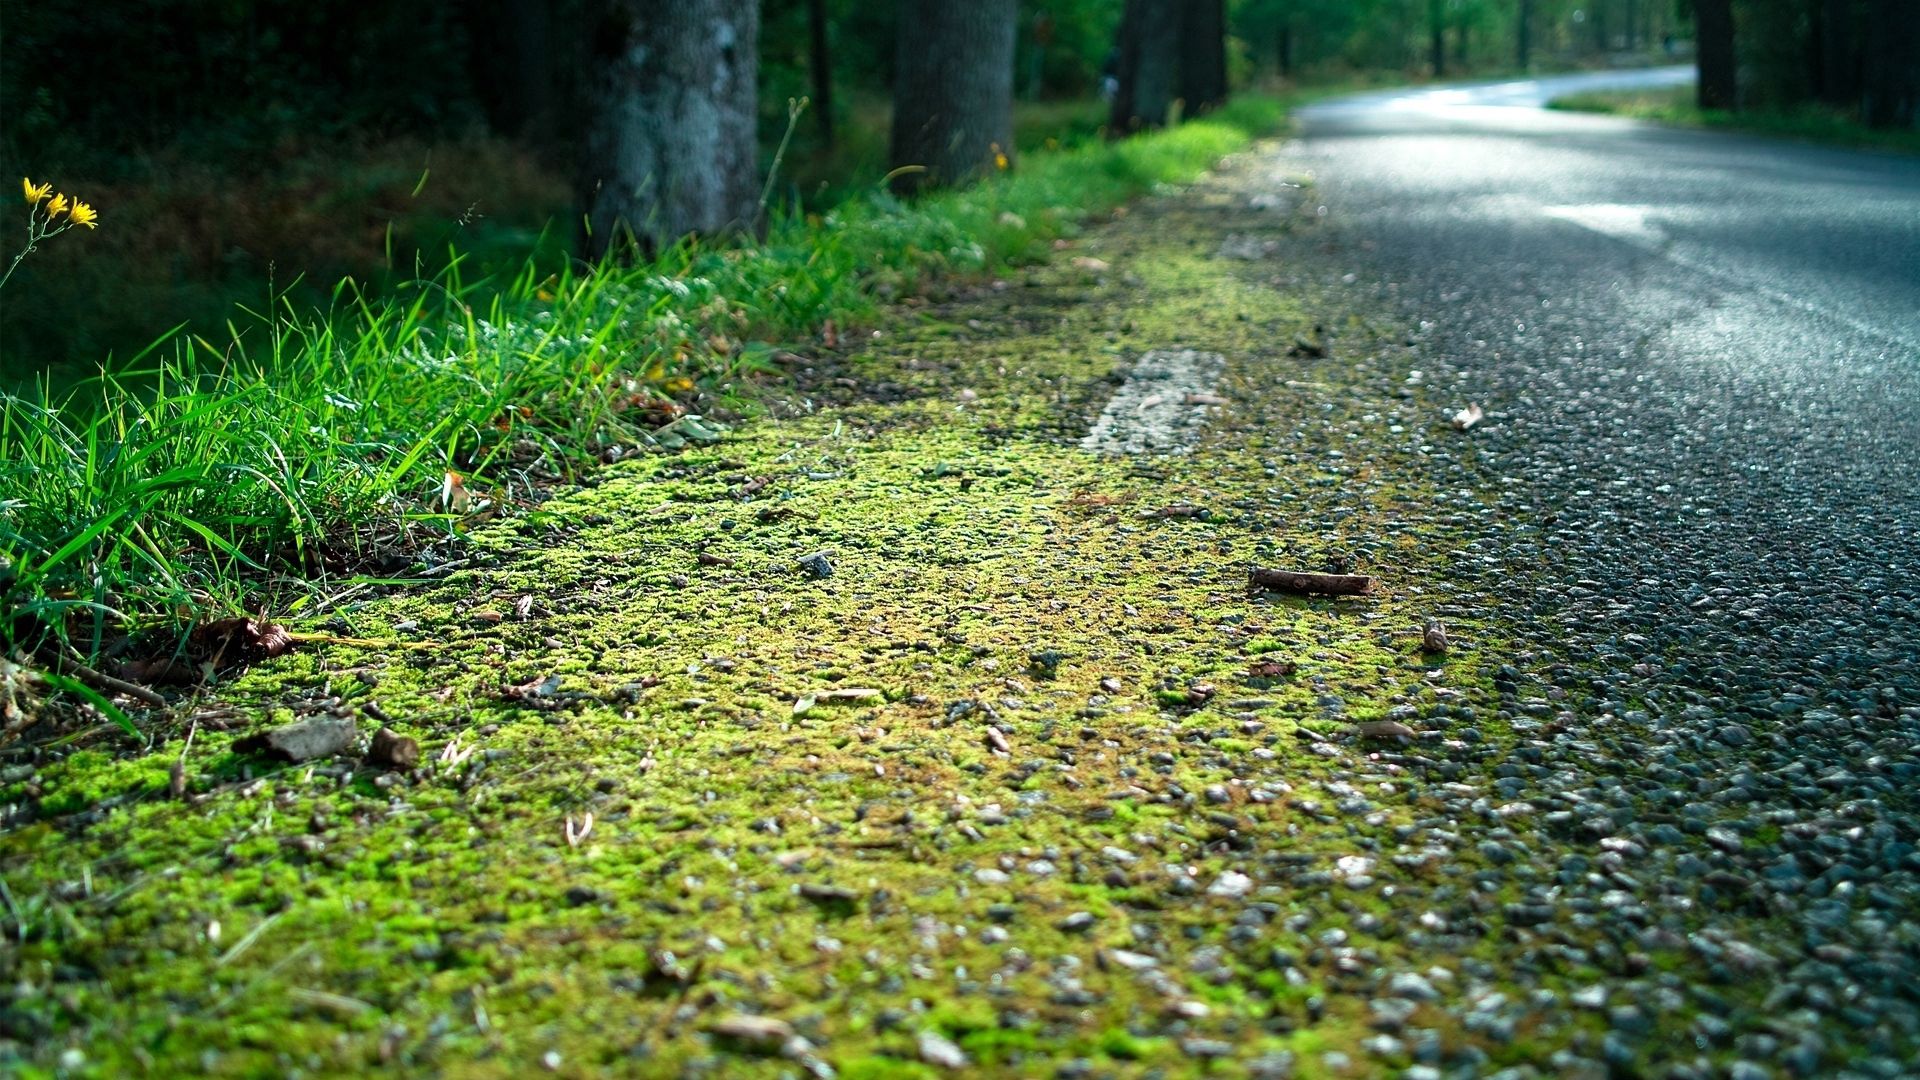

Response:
(1268, 71), (1920, 1076)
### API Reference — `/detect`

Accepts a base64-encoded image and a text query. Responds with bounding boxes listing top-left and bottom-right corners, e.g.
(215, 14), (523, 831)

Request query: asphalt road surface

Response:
(1272, 69), (1920, 1076)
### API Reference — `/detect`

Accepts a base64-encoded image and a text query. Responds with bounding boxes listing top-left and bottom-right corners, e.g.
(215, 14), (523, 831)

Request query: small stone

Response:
(709, 1014), (793, 1048)
(1181, 1038), (1234, 1059)
(797, 551), (833, 579)
(1207, 871), (1254, 898)
(1056, 911), (1096, 933)
(974, 867), (1011, 886)
(1388, 972), (1440, 1002)
(917, 1030), (968, 1069)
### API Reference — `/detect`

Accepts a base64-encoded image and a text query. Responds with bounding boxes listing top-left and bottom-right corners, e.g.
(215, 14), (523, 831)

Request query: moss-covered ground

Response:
(3, 144), (1705, 1078)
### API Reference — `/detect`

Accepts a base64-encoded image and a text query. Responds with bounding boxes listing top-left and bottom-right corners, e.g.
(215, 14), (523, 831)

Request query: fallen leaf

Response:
(1071, 256), (1110, 272)
(1248, 659), (1296, 679)
(1451, 403), (1484, 431)
(471, 610), (504, 625)
(513, 595), (535, 621)
(440, 471), (471, 514)
(1421, 619), (1449, 653)
(235, 715), (357, 763)
(502, 674), (564, 702)
(985, 726), (1011, 755)
(368, 726), (419, 770)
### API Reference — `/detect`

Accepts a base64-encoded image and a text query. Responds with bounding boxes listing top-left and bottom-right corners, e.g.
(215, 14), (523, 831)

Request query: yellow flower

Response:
(22, 178), (52, 205)
(991, 143), (1009, 171)
(67, 200), (98, 229)
(45, 193), (68, 218)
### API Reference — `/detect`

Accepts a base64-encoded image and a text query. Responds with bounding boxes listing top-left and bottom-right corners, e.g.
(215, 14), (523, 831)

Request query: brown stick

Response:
(1249, 568), (1376, 596)
(43, 650), (168, 708)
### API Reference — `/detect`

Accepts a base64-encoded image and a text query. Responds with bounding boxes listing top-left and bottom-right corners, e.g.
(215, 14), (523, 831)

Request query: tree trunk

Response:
(468, 0), (556, 145)
(1429, 0), (1446, 77)
(1517, 0), (1532, 71)
(577, 0), (759, 259)
(1112, 0), (1180, 132)
(1811, 0), (1858, 108)
(1694, 0), (1737, 110)
(1457, 15), (1471, 70)
(1862, 0), (1918, 128)
(1624, 0), (1637, 51)
(1278, 22), (1293, 79)
(1178, 0), (1229, 115)
(808, 0), (835, 148)
(890, 0), (1017, 192)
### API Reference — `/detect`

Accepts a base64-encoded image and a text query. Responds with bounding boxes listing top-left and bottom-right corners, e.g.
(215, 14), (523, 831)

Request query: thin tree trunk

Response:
(1178, 0), (1229, 115)
(1429, 0), (1446, 77)
(577, 0), (759, 259)
(890, 0), (1017, 192)
(1694, 0), (1737, 110)
(1278, 22), (1293, 79)
(1812, 0), (1857, 108)
(469, 0), (556, 145)
(1517, 0), (1532, 71)
(1862, 0), (1919, 128)
(808, 0), (835, 148)
(1112, 0), (1180, 132)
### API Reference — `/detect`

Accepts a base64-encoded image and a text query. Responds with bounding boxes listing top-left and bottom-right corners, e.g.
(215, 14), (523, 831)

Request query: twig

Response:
(40, 650), (166, 708)
(1249, 568), (1377, 596)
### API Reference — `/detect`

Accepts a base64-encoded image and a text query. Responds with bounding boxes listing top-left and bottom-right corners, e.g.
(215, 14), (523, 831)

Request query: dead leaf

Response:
(1072, 256), (1111, 272)
(1451, 403), (1484, 431)
(1421, 619), (1449, 653)
(821, 319), (839, 348)
(368, 726), (420, 770)
(1185, 393), (1229, 406)
(235, 715), (357, 763)
(503, 674), (564, 702)
(985, 726), (1011, 755)
(440, 471), (471, 514)
(471, 610), (504, 625)
(513, 595), (535, 621)
(1248, 659), (1296, 679)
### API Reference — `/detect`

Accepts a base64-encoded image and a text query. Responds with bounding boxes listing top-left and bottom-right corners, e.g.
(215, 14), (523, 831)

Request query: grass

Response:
(0, 94), (1296, 673)
(1547, 85), (1920, 155)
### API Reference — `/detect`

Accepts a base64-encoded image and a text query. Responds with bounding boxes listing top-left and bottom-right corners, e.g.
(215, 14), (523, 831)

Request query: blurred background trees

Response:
(2, 0), (1913, 379)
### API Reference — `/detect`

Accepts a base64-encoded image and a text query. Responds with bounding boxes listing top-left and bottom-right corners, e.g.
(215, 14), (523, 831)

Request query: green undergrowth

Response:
(0, 154), (1550, 1076)
(0, 95), (1294, 666)
(1547, 85), (1920, 155)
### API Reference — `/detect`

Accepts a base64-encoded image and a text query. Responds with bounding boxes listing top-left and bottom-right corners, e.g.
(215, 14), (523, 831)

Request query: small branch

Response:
(41, 650), (167, 708)
(1249, 567), (1376, 596)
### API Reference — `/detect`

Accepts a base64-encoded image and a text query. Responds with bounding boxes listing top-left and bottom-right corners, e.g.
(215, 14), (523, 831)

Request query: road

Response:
(1274, 70), (1920, 1074)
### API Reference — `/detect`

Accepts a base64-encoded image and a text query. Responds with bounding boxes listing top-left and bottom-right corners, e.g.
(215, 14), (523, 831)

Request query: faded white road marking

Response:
(1080, 349), (1227, 456)
(1542, 204), (1668, 250)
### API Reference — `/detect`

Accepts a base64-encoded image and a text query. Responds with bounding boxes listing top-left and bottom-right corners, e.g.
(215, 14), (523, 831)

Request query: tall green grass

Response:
(0, 95), (1292, 666)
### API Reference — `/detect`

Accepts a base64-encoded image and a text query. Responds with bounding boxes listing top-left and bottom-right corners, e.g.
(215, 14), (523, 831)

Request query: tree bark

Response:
(577, 0), (759, 259)
(1693, 0), (1737, 111)
(468, 0), (557, 146)
(808, 0), (835, 148)
(889, 0), (1017, 192)
(1429, 0), (1446, 77)
(1517, 0), (1532, 71)
(1862, 0), (1919, 128)
(1112, 0), (1180, 132)
(1178, 0), (1229, 116)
